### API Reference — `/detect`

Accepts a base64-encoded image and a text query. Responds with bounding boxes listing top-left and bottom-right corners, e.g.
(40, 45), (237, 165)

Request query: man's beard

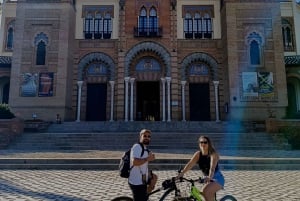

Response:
(143, 140), (150, 145)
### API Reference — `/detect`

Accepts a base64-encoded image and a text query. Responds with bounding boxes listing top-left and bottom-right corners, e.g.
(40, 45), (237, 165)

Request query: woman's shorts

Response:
(212, 170), (225, 188)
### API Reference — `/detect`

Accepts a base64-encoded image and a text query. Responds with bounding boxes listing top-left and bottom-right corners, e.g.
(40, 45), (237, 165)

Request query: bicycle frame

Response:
(190, 185), (205, 201)
(181, 177), (217, 201)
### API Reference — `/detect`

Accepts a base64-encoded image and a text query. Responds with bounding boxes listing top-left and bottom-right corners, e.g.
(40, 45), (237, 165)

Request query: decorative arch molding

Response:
(181, 52), (218, 81)
(77, 52), (115, 81)
(125, 42), (171, 77)
(34, 32), (49, 46)
(287, 72), (300, 81)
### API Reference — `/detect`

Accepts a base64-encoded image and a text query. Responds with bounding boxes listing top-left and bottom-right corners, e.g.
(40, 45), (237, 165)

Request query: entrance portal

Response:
(86, 83), (107, 121)
(189, 83), (210, 121)
(136, 81), (160, 121)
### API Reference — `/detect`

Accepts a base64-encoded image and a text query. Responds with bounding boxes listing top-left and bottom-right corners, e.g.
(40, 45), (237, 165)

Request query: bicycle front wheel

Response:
(111, 196), (133, 201)
(219, 195), (237, 201)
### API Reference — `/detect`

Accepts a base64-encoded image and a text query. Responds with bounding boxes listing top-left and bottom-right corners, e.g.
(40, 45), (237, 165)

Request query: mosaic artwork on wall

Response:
(20, 73), (38, 97)
(38, 72), (54, 97)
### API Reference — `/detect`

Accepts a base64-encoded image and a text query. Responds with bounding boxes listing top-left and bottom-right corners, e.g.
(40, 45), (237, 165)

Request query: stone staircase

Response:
(1, 121), (300, 170)
(7, 132), (279, 151)
(45, 120), (266, 133)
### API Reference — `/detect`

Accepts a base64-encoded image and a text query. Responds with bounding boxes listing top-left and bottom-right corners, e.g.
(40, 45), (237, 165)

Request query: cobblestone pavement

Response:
(0, 170), (299, 201)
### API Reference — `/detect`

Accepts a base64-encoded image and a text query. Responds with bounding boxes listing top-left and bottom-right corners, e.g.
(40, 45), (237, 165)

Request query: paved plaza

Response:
(0, 170), (299, 201)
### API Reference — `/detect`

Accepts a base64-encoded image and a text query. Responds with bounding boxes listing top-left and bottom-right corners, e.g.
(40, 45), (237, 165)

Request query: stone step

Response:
(8, 131), (281, 151)
(45, 121), (265, 133)
(0, 158), (299, 170)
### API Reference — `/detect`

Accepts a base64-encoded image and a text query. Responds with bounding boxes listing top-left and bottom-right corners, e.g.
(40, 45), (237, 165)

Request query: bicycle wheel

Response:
(111, 196), (133, 201)
(159, 188), (194, 201)
(219, 195), (237, 201)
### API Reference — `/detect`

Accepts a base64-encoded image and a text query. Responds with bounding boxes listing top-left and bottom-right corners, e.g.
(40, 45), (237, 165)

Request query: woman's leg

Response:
(202, 182), (222, 201)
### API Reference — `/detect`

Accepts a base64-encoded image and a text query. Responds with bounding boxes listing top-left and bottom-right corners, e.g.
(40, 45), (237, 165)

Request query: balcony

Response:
(83, 31), (112, 39)
(184, 31), (213, 39)
(134, 27), (162, 38)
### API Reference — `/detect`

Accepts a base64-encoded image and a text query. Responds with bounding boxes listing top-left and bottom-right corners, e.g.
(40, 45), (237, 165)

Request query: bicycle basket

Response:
(162, 179), (174, 189)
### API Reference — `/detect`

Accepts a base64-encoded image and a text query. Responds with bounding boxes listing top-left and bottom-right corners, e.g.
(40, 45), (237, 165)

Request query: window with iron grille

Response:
(182, 5), (214, 39)
(82, 5), (114, 39)
(6, 20), (15, 50)
(136, 6), (160, 37)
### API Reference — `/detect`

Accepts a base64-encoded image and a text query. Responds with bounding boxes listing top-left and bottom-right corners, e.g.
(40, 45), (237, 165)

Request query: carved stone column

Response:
(130, 78), (135, 121)
(76, 81), (83, 122)
(161, 78), (166, 121)
(109, 81), (115, 122)
(124, 77), (130, 121)
(166, 77), (172, 122)
(213, 81), (220, 122)
(181, 81), (186, 121)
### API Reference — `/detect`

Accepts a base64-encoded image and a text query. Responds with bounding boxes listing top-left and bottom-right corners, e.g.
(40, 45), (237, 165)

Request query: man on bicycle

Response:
(128, 129), (157, 201)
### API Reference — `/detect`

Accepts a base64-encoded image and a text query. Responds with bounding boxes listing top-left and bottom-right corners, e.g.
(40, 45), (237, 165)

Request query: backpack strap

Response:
(138, 142), (150, 157)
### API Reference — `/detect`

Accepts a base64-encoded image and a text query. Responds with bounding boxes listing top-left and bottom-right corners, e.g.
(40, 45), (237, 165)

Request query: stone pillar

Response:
(76, 81), (83, 122)
(213, 81), (220, 122)
(130, 78), (135, 121)
(166, 77), (172, 122)
(124, 77), (130, 121)
(161, 78), (166, 122)
(109, 81), (115, 122)
(181, 81), (186, 121)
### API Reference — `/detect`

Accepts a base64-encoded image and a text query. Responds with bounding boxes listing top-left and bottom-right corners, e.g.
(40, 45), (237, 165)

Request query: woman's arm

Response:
(179, 151), (200, 176)
(208, 152), (219, 180)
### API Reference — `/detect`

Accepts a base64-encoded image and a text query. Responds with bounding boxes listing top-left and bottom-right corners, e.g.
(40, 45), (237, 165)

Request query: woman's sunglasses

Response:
(199, 141), (208, 144)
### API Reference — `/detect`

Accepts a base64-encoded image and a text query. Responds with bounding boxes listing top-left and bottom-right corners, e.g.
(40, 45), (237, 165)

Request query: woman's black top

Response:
(198, 151), (219, 176)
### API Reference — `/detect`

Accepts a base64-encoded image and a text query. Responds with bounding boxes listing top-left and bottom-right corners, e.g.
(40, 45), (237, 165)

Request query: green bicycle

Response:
(112, 176), (237, 201)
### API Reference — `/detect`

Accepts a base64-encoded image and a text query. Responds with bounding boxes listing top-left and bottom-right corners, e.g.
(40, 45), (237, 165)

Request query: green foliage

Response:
(279, 126), (300, 150)
(0, 104), (15, 119)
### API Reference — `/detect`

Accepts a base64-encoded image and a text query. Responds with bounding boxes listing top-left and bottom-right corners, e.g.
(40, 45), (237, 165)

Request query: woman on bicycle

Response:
(178, 136), (224, 201)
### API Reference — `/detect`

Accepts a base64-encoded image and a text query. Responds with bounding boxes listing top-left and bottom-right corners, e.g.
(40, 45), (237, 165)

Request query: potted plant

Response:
(0, 103), (15, 119)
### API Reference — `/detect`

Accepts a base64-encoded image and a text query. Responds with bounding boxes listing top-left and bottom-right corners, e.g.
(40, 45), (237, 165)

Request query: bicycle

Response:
(111, 176), (237, 201)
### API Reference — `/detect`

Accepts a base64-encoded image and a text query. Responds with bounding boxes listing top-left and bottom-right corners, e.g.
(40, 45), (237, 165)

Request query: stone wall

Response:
(0, 118), (24, 148)
(266, 118), (300, 133)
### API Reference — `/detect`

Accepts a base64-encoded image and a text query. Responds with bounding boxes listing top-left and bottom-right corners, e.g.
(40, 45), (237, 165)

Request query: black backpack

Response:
(119, 143), (148, 178)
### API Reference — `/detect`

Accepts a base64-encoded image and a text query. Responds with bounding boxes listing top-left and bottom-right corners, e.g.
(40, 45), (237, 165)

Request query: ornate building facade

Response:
(0, 0), (299, 122)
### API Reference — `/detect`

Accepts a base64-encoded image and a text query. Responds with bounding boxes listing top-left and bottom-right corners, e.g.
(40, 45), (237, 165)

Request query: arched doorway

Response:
(181, 52), (218, 121)
(77, 52), (115, 121)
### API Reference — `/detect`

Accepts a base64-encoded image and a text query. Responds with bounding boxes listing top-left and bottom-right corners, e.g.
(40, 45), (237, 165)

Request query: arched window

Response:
(194, 13), (202, 38)
(184, 13), (193, 38)
(247, 32), (263, 67)
(149, 7), (158, 35)
(34, 32), (48, 66)
(84, 13), (93, 39)
(282, 19), (294, 51)
(6, 20), (15, 50)
(94, 13), (102, 39)
(182, 5), (214, 39)
(103, 13), (112, 39)
(83, 6), (114, 39)
(250, 40), (260, 65)
(138, 7), (147, 36)
(7, 27), (14, 50)
(203, 13), (212, 38)
(36, 41), (46, 65)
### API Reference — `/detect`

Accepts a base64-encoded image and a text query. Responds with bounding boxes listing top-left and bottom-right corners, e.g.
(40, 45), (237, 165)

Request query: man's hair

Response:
(140, 129), (151, 136)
